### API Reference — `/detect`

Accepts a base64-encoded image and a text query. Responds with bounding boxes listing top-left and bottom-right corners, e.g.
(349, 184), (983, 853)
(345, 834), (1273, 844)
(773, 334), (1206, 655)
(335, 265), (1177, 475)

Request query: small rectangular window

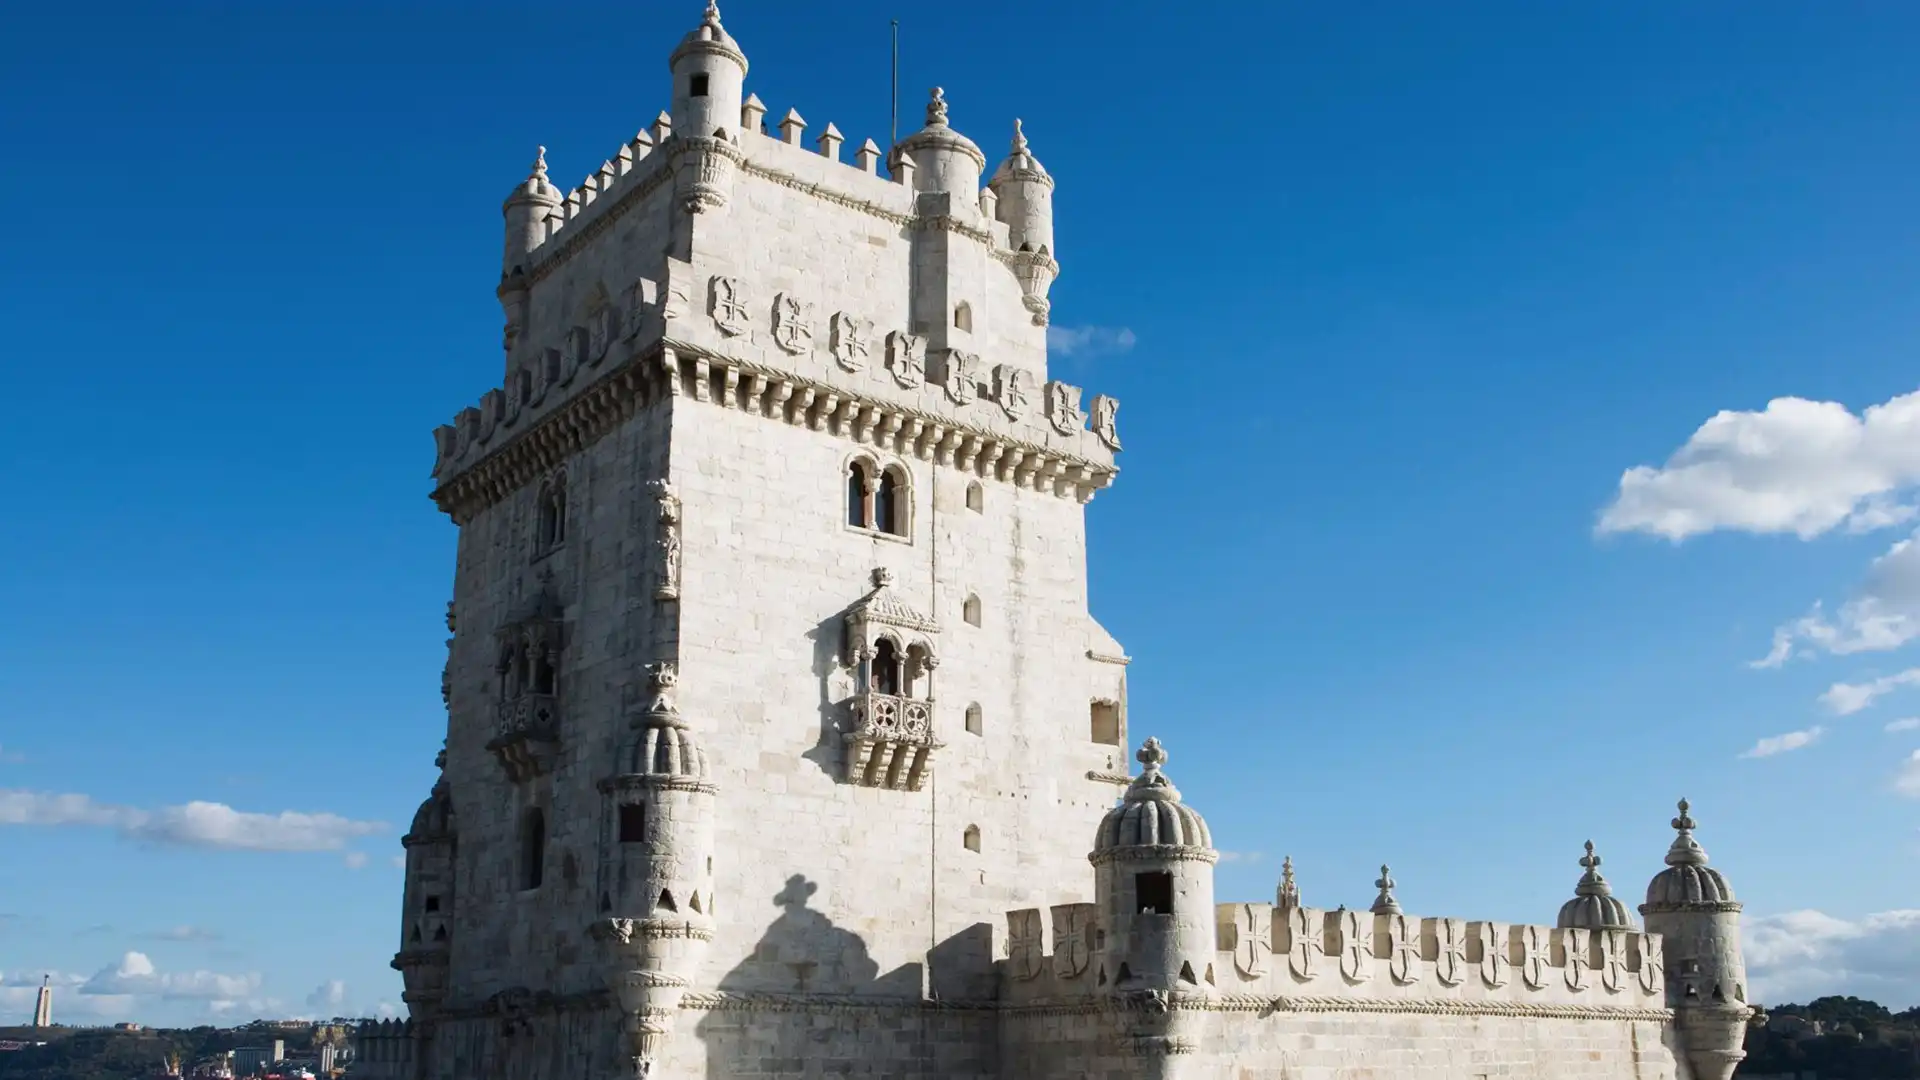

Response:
(619, 803), (646, 843)
(1135, 871), (1174, 915)
(423, 895), (441, 913)
(690, 74), (710, 97)
(1091, 701), (1121, 745)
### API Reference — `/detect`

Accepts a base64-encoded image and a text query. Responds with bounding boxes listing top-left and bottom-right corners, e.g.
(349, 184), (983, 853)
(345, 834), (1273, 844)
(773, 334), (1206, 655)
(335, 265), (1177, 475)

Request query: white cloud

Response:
(1753, 527), (1920, 665)
(0, 789), (385, 852)
(1818, 668), (1920, 715)
(1598, 390), (1920, 541)
(343, 852), (368, 870)
(1739, 727), (1824, 759)
(373, 1001), (402, 1020)
(1887, 718), (1920, 733)
(82, 952), (262, 1001)
(1745, 909), (1920, 1008)
(148, 926), (219, 943)
(0, 972), (129, 1021)
(1896, 750), (1920, 798)
(1046, 324), (1137, 358)
(1215, 851), (1265, 864)
(305, 980), (347, 1011)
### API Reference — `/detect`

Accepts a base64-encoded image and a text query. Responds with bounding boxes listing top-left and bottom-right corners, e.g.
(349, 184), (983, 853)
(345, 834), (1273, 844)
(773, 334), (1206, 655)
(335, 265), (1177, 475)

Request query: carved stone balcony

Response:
(847, 692), (940, 791)
(489, 692), (558, 782)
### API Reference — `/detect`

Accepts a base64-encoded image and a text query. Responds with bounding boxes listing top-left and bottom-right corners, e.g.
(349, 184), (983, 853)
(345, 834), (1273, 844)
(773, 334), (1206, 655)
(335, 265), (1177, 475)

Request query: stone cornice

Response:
(1000, 994), (1674, 1022)
(737, 159), (914, 229)
(1089, 844), (1219, 868)
(678, 991), (996, 1014)
(1639, 901), (1743, 915)
(596, 773), (719, 796)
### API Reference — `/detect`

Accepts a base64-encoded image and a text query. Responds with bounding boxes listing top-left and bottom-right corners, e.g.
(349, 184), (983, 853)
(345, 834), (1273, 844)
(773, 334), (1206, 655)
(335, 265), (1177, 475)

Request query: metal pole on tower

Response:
(890, 19), (900, 148)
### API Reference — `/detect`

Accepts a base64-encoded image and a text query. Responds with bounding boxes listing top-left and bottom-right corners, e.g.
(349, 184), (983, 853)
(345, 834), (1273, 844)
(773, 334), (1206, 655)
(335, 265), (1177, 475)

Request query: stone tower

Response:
(1640, 800), (1751, 1080)
(30, 975), (50, 1028)
(408, 3), (1127, 1075)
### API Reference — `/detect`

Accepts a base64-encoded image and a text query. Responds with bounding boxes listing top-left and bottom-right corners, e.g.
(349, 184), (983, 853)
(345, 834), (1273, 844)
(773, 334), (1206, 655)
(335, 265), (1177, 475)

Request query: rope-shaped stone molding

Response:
(1217, 994), (1673, 1021)
(674, 990), (1671, 1023)
(676, 991), (996, 1014)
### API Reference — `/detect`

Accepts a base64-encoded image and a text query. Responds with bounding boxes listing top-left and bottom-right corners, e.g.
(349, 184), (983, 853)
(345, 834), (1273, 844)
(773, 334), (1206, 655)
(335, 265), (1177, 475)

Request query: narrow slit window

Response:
(520, 808), (546, 891)
(963, 594), (982, 627)
(965, 703), (983, 736)
(876, 468), (904, 535)
(847, 461), (870, 527)
(872, 639), (902, 696)
(619, 803), (646, 843)
(965, 482), (983, 513)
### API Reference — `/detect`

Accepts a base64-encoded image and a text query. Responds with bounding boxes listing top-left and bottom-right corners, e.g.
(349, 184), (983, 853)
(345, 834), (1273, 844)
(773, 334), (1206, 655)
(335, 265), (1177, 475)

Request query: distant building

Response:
(230, 1041), (285, 1078)
(29, 975), (50, 1028)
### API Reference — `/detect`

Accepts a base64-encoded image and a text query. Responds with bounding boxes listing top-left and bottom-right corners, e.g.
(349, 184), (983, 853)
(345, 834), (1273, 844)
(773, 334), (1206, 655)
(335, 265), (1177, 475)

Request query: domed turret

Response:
(393, 746), (456, 1018)
(668, 1), (748, 141)
(1640, 800), (1751, 1080)
(498, 147), (560, 355)
(1090, 738), (1218, 994)
(892, 88), (986, 198)
(1557, 841), (1634, 930)
(989, 119), (1055, 255)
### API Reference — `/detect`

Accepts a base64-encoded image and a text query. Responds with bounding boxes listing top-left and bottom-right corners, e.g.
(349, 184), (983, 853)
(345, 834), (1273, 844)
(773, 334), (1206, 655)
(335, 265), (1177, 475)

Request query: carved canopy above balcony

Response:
(489, 595), (563, 782)
(845, 567), (938, 658)
(848, 692), (939, 791)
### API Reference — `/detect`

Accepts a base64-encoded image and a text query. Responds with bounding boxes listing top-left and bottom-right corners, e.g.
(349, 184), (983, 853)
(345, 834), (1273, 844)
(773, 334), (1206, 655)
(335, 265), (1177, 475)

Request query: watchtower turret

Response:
(1640, 800), (1751, 1080)
(988, 120), (1059, 326)
(668, 2), (748, 141)
(1091, 737), (1218, 993)
(893, 87), (986, 198)
(393, 745), (456, 1019)
(497, 148), (559, 354)
(1558, 840), (1634, 931)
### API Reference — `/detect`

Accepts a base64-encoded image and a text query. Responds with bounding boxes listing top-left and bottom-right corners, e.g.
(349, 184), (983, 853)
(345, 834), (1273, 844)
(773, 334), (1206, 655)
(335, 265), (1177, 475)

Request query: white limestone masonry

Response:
(364, 6), (1754, 1078)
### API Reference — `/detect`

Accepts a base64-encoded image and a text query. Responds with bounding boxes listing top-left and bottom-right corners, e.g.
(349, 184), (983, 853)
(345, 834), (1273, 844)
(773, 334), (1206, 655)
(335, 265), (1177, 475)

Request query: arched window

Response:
(536, 477), (566, 553)
(953, 302), (973, 332)
(904, 643), (933, 699)
(963, 825), (981, 852)
(965, 481), (983, 513)
(497, 644), (519, 700)
(963, 594), (982, 627)
(872, 639), (902, 696)
(531, 647), (556, 696)
(875, 468), (902, 535)
(519, 808), (546, 890)
(965, 703), (983, 735)
(847, 460), (871, 527)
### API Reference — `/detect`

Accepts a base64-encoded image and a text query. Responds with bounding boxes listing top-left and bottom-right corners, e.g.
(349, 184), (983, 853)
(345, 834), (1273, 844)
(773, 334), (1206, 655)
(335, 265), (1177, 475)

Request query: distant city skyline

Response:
(4, 0), (1920, 1026)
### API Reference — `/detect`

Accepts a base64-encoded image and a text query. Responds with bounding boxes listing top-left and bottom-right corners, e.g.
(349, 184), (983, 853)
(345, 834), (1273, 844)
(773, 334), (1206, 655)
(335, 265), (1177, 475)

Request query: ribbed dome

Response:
(1093, 738), (1213, 852)
(625, 719), (709, 779)
(1645, 800), (1737, 908)
(1558, 841), (1635, 930)
(893, 88), (986, 171)
(990, 120), (1053, 188)
(505, 147), (560, 209)
(669, 1), (747, 73)
(408, 780), (455, 843)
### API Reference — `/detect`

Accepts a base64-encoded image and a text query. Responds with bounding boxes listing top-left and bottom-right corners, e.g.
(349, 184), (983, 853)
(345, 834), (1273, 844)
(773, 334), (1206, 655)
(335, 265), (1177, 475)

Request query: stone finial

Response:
(1666, 797), (1709, 866)
(779, 108), (807, 146)
(870, 566), (894, 590)
(1011, 118), (1028, 155)
(1277, 855), (1300, 911)
(531, 146), (549, 181)
(855, 138), (881, 175)
(817, 122), (844, 161)
(741, 93), (767, 134)
(703, 0), (722, 26)
(926, 86), (949, 127)
(1371, 864), (1400, 915)
(1136, 736), (1167, 773)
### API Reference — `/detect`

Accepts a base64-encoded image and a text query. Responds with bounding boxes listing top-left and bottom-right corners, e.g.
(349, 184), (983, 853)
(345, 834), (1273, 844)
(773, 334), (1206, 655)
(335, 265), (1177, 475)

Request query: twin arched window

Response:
(847, 459), (909, 537)
(866, 637), (934, 699)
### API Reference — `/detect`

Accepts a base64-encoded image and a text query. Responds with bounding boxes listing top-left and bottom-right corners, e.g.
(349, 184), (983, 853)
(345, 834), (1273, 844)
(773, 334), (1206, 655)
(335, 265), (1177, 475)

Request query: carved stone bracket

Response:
(846, 692), (939, 791)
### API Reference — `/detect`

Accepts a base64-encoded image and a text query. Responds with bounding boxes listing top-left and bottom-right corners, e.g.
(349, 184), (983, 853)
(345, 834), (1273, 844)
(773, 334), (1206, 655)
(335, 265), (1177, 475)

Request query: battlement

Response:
(999, 901), (1670, 1016)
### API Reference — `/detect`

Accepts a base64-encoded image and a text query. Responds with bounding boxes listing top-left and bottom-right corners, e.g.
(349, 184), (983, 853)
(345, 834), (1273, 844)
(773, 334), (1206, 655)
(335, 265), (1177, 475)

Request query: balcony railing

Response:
(488, 692), (558, 782)
(847, 692), (939, 791)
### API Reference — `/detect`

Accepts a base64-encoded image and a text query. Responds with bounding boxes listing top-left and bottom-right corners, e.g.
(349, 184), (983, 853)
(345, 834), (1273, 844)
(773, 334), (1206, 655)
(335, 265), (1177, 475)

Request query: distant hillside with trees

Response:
(1743, 996), (1920, 1078)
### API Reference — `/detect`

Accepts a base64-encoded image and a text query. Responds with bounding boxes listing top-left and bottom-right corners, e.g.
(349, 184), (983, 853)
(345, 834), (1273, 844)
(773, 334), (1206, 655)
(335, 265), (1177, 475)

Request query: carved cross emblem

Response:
(1007, 909), (1045, 981)
(1046, 380), (1084, 435)
(1231, 903), (1271, 979)
(944, 350), (980, 406)
(772, 293), (814, 355)
(885, 331), (924, 389)
(1387, 913), (1421, 986)
(1338, 908), (1372, 983)
(994, 364), (1031, 421)
(588, 308), (610, 364)
(622, 280), (650, 340)
(1600, 930), (1629, 993)
(1563, 927), (1593, 992)
(1518, 924), (1551, 990)
(1090, 394), (1121, 450)
(1286, 905), (1323, 981)
(1051, 904), (1093, 980)
(1637, 933), (1664, 996)
(829, 312), (869, 372)
(1477, 921), (1510, 989)
(1434, 917), (1466, 987)
(709, 276), (749, 337)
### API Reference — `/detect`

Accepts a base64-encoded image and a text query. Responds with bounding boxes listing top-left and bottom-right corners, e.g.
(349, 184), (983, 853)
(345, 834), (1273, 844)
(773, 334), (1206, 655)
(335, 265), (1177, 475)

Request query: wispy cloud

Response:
(0, 790), (386, 852)
(1887, 718), (1920, 733)
(305, 980), (347, 1012)
(148, 926), (220, 943)
(343, 852), (368, 870)
(1753, 529), (1920, 666)
(1047, 324), (1136, 359)
(1215, 850), (1265, 864)
(1819, 669), (1920, 716)
(1739, 727), (1825, 759)
(1746, 909), (1920, 1008)
(1896, 750), (1920, 798)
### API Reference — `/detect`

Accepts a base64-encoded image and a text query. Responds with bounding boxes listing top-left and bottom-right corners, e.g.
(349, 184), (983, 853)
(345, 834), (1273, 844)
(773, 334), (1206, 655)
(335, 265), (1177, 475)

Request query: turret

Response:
(392, 746), (456, 1019)
(592, 661), (717, 1079)
(1640, 800), (1751, 1080)
(892, 88), (986, 199)
(668, 2), (748, 141)
(1090, 737), (1218, 993)
(1557, 841), (1635, 930)
(498, 148), (560, 356)
(987, 120), (1059, 326)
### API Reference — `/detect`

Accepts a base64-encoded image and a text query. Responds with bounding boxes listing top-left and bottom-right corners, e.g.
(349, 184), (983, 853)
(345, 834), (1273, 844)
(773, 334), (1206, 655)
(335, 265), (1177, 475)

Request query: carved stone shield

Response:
(709, 276), (748, 337)
(1519, 924), (1551, 990)
(1434, 917), (1466, 987)
(944, 350), (980, 406)
(829, 312), (869, 371)
(1051, 904), (1093, 980)
(588, 308), (610, 364)
(1562, 927), (1591, 992)
(1046, 380), (1084, 435)
(1601, 930), (1629, 993)
(1090, 394), (1122, 450)
(1477, 921), (1510, 989)
(1286, 906), (1323, 981)
(1007, 909), (1044, 981)
(995, 364), (1031, 420)
(1638, 933), (1664, 996)
(772, 293), (813, 355)
(1231, 903), (1271, 978)
(885, 331), (924, 389)
(1338, 908), (1372, 983)
(1388, 914), (1422, 986)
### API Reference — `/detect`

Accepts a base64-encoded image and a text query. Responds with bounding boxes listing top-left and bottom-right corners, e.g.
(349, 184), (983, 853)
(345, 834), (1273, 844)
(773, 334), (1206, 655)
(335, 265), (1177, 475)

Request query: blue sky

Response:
(4, 0), (1920, 1024)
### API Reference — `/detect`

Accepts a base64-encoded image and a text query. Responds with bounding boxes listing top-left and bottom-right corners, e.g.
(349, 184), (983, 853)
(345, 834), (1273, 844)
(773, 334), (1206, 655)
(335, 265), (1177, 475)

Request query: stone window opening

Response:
(1091, 700), (1122, 746)
(497, 643), (524, 701)
(531, 649), (557, 696)
(847, 460), (872, 527)
(965, 702), (983, 735)
(690, 73), (710, 97)
(1179, 961), (1198, 986)
(535, 476), (567, 553)
(875, 466), (907, 536)
(423, 895), (441, 913)
(519, 808), (546, 891)
(690, 891), (704, 914)
(963, 825), (981, 852)
(871, 638), (903, 696)
(1135, 871), (1174, 915)
(409, 925), (422, 944)
(618, 803), (646, 843)
(953, 302), (973, 332)
(903, 642), (934, 698)
(963, 594), (982, 627)
(657, 889), (678, 913)
(965, 481), (983, 513)
(432, 925), (447, 942)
